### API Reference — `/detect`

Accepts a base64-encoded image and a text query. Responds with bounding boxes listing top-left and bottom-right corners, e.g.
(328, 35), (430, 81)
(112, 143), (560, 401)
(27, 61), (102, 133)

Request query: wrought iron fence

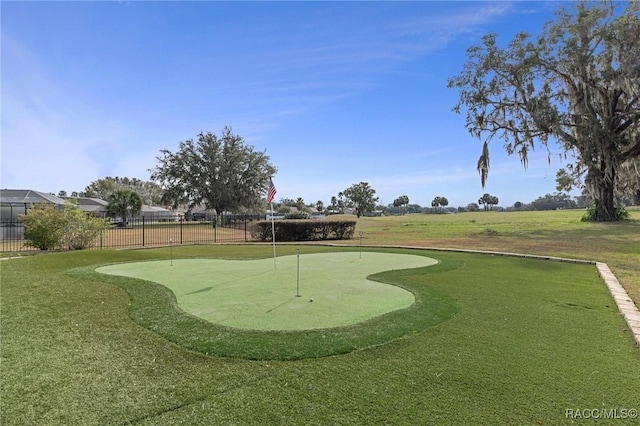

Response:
(0, 214), (263, 252)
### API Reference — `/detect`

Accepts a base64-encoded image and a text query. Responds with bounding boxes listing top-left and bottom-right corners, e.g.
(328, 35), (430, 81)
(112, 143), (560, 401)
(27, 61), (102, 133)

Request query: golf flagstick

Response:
(296, 248), (300, 297)
(267, 178), (277, 269)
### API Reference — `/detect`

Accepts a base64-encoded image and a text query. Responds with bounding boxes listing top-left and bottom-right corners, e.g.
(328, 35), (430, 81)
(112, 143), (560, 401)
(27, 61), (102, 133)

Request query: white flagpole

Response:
(270, 201), (276, 269)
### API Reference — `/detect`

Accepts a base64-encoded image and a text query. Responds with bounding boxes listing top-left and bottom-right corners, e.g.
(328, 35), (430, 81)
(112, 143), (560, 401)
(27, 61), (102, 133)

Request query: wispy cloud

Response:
(223, 2), (518, 112)
(2, 1), (559, 205)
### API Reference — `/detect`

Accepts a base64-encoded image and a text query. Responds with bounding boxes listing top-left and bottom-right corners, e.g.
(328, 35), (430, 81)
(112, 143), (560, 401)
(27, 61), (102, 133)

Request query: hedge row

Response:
(251, 220), (356, 242)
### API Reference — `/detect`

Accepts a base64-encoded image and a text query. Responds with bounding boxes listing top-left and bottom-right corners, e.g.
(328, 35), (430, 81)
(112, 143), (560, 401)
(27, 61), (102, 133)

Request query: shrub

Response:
(20, 202), (108, 250)
(581, 205), (630, 222)
(19, 204), (65, 250)
(284, 211), (311, 219)
(61, 203), (109, 250)
(251, 220), (356, 242)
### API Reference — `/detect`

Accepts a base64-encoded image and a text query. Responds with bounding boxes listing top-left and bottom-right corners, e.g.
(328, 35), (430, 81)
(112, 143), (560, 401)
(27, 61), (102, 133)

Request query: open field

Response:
(2, 209), (639, 424)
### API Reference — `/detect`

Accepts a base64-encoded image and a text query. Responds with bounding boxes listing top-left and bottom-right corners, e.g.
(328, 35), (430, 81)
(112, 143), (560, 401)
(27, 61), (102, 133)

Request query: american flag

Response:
(267, 178), (277, 203)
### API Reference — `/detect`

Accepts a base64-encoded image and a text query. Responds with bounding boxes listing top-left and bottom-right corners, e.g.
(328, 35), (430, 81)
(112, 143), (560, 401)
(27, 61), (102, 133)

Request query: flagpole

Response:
(267, 177), (277, 269)
(270, 200), (276, 269)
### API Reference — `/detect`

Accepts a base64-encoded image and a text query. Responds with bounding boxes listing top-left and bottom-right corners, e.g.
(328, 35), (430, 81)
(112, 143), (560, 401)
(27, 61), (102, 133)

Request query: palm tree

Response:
(431, 197), (441, 212)
(478, 193), (499, 211)
(107, 189), (142, 226)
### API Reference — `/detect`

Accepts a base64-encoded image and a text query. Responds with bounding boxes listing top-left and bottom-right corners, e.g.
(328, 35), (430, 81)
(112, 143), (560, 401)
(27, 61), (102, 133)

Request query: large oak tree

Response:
(448, 1), (640, 221)
(150, 127), (277, 214)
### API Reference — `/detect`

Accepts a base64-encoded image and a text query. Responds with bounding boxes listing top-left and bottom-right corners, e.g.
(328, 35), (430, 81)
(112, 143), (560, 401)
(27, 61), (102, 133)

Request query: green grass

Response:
(2, 242), (640, 424)
(348, 208), (640, 305)
(92, 252), (437, 331)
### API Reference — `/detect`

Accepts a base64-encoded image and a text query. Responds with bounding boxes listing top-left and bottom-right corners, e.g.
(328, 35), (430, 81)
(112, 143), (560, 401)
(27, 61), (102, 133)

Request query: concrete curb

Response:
(596, 262), (640, 347)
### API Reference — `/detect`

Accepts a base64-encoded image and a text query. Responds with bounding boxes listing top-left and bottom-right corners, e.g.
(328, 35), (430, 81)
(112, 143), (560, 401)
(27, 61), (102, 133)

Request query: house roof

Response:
(1, 189), (179, 216)
(0, 189), (66, 205)
(141, 205), (171, 214)
(63, 197), (108, 207)
(62, 196), (109, 213)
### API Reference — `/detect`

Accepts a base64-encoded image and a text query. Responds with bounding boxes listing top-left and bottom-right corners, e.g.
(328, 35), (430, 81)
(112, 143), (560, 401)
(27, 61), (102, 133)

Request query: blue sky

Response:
(2, 1), (578, 208)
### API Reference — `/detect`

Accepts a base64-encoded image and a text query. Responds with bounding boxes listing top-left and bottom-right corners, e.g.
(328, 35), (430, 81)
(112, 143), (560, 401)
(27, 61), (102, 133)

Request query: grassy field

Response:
(2, 209), (640, 424)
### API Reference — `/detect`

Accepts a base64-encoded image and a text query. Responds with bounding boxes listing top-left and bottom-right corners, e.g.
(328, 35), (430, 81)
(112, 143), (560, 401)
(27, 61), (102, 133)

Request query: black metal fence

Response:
(1, 214), (263, 252)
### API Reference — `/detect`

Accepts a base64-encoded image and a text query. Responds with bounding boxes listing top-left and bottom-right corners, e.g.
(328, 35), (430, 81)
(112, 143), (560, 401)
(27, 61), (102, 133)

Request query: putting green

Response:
(96, 252), (438, 330)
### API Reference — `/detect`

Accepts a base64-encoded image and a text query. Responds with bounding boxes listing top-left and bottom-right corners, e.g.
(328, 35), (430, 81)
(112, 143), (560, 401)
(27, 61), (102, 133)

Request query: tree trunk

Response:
(594, 178), (616, 221)
(586, 161), (617, 221)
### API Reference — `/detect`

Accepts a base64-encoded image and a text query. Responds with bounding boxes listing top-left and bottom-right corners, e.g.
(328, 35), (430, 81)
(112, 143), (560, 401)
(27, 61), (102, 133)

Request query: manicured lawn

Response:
(2, 241), (639, 424)
(348, 208), (640, 306)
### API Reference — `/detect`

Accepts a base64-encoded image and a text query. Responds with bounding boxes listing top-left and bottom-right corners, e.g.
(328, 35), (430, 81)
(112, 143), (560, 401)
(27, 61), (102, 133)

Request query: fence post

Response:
(180, 216), (183, 245)
(142, 216), (145, 247)
(244, 214), (248, 242)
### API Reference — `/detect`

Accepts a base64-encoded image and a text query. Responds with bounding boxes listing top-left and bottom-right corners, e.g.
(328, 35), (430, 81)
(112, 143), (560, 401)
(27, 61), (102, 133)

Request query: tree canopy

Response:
(529, 192), (578, 211)
(342, 182), (379, 218)
(448, 1), (640, 221)
(150, 127), (277, 214)
(82, 177), (164, 205)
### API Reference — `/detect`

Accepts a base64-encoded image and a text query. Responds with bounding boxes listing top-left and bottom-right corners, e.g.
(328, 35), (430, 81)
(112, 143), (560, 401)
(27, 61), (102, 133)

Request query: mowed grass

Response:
(2, 233), (640, 424)
(346, 208), (640, 305)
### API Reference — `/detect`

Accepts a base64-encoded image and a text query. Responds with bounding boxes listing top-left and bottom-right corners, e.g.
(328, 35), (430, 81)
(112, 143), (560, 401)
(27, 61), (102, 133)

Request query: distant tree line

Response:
(380, 191), (597, 215)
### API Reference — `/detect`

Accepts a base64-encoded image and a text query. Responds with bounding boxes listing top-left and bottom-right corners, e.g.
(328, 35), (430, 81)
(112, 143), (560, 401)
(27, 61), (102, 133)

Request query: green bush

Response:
(284, 210), (311, 219)
(19, 204), (65, 250)
(251, 220), (356, 241)
(581, 205), (630, 222)
(20, 202), (108, 250)
(61, 203), (108, 250)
